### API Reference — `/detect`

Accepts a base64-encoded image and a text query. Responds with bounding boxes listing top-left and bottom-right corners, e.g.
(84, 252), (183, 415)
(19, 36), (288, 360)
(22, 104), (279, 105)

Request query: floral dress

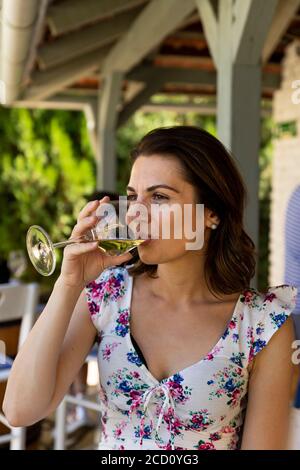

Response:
(84, 266), (297, 451)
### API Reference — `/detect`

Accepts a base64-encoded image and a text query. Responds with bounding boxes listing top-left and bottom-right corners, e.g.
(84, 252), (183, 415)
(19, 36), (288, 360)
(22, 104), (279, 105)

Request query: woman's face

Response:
(126, 154), (219, 265)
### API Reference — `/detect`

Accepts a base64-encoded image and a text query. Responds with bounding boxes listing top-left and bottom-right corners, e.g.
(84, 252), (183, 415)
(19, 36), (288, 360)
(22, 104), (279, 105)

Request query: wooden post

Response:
(217, 62), (261, 283)
(197, 0), (279, 288)
(96, 71), (123, 191)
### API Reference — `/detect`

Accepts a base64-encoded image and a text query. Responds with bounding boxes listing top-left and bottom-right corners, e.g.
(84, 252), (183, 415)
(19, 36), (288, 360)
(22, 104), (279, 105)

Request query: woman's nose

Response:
(126, 200), (151, 224)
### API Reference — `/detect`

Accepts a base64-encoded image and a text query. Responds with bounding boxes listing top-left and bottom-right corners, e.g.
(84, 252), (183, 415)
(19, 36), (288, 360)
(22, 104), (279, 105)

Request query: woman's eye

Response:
(152, 193), (168, 202)
(127, 194), (136, 201)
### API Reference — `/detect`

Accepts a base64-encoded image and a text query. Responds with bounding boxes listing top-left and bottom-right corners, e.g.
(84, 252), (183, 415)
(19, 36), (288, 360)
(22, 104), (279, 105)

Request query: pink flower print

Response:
(169, 382), (183, 399)
(102, 342), (121, 361)
(248, 346), (254, 364)
(132, 371), (140, 379)
(170, 415), (183, 433)
(197, 441), (216, 450)
(160, 406), (175, 426)
(220, 425), (235, 434)
(206, 344), (223, 360)
(166, 375), (192, 405)
(106, 278), (115, 292)
(231, 388), (241, 406)
(118, 310), (129, 325)
(99, 387), (108, 404)
(128, 391), (143, 416)
(243, 290), (254, 304)
(114, 428), (122, 437)
(228, 320), (236, 330)
(188, 410), (214, 431)
(247, 326), (254, 340)
(264, 292), (277, 303)
(115, 308), (130, 337)
(129, 389), (142, 402)
(113, 420), (127, 439)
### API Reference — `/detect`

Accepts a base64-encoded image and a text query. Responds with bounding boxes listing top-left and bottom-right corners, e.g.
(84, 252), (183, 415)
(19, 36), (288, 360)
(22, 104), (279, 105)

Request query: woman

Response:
(3, 126), (298, 450)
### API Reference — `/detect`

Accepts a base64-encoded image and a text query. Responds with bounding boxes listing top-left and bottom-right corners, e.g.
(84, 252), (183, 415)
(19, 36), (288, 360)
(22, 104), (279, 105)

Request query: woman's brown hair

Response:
(126, 125), (257, 299)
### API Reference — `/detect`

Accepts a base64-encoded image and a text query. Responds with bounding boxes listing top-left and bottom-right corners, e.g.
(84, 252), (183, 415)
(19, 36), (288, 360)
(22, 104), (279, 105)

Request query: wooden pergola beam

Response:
(262, 0), (300, 63)
(117, 78), (165, 128)
(38, 8), (143, 70)
(127, 65), (216, 85)
(23, 45), (112, 101)
(47, 0), (148, 37)
(23, 52), (280, 104)
(102, 0), (196, 75)
(140, 101), (272, 117)
(194, 0), (219, 66)
(12, 95), (94, 110)
(153, 54), (282, 74)
(127, 64), (280, 90)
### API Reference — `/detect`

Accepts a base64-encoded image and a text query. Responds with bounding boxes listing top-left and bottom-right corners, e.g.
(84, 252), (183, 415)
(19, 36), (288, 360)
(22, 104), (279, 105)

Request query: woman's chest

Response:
(97, 328), (249, 430)
(97, 299), (250, 423)
(129, 295), (240, 383)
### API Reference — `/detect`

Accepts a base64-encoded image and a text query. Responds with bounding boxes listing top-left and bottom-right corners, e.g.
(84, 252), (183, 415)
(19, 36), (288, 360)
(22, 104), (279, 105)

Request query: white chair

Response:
(0, 282), (39, 450)
(54, 343), (101, 450)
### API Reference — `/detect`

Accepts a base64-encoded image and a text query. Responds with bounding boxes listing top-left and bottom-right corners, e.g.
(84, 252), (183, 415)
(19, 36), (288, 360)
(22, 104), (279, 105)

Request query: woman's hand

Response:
(59, 196), (133, 288)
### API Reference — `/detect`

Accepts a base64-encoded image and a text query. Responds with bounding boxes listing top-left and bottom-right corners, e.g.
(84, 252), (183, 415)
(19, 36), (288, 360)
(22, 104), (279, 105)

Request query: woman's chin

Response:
(138, 252), (157, 264)
(138, 246), (159, 264)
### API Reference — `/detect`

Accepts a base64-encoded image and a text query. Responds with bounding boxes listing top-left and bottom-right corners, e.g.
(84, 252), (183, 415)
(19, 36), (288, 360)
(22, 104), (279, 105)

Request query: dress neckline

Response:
(125, 271), (244, 385)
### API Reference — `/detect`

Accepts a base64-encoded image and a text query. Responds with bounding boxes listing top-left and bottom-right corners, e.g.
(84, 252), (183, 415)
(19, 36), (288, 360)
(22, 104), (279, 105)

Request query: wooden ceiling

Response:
(20, 0), (300, 108)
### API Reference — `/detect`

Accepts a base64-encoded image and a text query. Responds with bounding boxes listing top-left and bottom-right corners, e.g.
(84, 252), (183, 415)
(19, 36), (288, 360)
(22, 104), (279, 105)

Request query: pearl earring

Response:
(211, 223), (218, 229)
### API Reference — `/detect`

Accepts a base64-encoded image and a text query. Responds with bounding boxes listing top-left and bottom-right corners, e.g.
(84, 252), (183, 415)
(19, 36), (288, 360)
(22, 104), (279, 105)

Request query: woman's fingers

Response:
(103, 251), (133, 269)
(70, 215), (98, 239)
(77, 196), (110, 221)
(64, 241), (99, 258)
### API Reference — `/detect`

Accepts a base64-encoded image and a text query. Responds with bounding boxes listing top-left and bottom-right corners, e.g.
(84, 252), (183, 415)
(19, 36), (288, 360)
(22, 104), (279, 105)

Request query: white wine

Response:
(97, 238), (145, 255)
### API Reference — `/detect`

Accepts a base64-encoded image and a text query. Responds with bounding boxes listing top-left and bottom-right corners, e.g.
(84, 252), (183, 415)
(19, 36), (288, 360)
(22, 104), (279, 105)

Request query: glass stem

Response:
(53, 235), (87, 249)
(52, 224), (122, 249)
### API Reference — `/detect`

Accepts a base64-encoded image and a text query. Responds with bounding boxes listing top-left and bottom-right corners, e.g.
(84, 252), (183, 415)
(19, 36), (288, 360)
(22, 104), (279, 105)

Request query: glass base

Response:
(26, 225), (56, 276)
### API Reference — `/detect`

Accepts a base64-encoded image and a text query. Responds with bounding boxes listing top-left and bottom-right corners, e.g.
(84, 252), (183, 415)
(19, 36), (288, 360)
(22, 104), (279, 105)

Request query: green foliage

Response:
(0, 107), (95, 291)
(258, 117), (276, 291)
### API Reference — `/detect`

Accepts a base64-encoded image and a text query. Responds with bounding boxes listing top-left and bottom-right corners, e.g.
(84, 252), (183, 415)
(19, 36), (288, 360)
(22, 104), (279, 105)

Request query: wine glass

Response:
(26, 198), (147, 277)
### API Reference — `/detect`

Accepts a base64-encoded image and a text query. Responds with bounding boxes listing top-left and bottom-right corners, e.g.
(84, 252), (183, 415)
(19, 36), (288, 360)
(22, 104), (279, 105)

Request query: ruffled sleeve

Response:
(248, 284), (298, 364)
(84, 266), (128, 331)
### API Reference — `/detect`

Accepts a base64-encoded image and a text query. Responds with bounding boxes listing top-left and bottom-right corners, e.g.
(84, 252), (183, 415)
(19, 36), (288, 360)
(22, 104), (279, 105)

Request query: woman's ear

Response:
(204, 208), (220, 229)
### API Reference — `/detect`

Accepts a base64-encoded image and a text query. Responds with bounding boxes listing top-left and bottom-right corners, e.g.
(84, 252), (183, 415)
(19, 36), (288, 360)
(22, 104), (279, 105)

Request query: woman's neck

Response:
(151, 251), (214, 305)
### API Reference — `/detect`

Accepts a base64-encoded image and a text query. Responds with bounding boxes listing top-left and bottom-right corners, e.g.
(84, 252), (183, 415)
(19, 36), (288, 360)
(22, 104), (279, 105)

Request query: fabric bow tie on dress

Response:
(128, 382), (176, 450)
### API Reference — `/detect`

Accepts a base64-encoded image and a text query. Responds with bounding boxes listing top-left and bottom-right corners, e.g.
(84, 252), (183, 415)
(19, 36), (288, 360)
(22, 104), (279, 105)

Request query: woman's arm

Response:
(2, 277), (97, 427)
(240, 315), (296, 449)
(2, 196), (133, 428)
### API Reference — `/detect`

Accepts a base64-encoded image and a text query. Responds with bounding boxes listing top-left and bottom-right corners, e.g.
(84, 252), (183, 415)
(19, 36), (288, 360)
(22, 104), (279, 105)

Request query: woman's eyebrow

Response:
(126, 184), (180, 193)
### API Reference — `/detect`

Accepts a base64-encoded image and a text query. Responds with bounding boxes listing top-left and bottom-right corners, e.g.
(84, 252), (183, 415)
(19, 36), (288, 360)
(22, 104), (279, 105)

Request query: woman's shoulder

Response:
(240, 284), (297, 315)
(86, 265), (130, 300)
(93, 265), (129, 284)
(84, 266), (131, 330)
(238, 284), (298, 363)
